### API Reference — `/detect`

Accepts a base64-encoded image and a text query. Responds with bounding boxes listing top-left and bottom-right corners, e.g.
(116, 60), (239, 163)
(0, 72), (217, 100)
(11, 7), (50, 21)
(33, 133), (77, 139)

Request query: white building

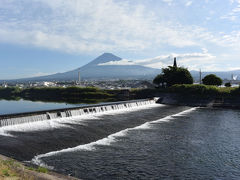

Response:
(38, 81), (56, 87)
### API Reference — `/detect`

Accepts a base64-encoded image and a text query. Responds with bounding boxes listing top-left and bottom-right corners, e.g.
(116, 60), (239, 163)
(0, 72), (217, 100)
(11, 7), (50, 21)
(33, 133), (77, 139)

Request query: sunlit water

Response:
(1, 104), (240, 179)
(0, 99), (85, 115)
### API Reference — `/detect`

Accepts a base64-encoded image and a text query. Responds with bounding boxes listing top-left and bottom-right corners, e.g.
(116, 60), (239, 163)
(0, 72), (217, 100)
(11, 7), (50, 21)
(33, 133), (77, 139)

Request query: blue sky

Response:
(0, 0), (240, 79)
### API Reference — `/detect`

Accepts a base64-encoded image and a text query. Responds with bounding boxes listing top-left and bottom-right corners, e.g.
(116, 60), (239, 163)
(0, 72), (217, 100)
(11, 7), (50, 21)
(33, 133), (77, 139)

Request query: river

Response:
(0, 102), (240, 179)
(0, 99), (86, 115)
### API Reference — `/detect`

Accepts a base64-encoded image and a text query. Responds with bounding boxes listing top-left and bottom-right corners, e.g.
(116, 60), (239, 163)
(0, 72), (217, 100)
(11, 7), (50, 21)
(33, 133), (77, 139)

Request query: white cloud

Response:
(31, 72), (54, 77)
(201, 48), (208, 53)
(221, 0), (240, 21)
(185, 1), (192, 7)
(0, 0), (239, 59)
(99, 50), (216, 71)
(162, 0), (174, 5)
(230, 0), (240, 4)
(0, 0), (237, 55)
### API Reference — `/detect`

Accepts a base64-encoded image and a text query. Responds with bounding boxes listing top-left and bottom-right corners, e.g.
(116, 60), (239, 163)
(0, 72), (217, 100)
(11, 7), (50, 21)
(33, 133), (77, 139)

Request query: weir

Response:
(0, 98), (158, 127)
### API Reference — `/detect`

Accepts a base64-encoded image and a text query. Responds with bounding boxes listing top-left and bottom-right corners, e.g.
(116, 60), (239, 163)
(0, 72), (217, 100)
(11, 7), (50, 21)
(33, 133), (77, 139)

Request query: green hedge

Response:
(169, 84), (238, 97)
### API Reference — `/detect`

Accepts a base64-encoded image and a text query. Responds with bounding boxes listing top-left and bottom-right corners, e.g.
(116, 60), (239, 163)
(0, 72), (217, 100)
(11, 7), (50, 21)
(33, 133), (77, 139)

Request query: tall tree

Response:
(202, 74), (222, 86)
(153, 66), (193, 87)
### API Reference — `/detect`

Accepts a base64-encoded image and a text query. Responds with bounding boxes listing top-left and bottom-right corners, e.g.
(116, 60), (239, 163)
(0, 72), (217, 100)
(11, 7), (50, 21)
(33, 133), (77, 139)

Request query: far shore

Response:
(1, 85), (240, 108)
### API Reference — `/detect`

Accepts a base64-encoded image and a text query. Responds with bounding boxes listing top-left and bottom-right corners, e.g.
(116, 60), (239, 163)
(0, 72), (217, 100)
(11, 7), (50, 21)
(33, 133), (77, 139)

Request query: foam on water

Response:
(0, 102), (161, 137)
(0, 99), (157, 128)
(0, 116), (88, 137)
(32, 107), (197, 168)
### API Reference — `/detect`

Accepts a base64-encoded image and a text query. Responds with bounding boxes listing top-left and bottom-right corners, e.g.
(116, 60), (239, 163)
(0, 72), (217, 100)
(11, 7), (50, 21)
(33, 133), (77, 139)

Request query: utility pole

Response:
(78, 71), (81, 85)
(199, 69), (202, 84)
(173, 57), (177, 67)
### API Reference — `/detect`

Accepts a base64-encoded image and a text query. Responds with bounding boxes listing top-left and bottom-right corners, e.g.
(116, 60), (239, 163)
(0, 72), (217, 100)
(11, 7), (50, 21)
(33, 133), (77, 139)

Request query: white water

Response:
(31, 107), (198, 168)
(0, 100), (156, 127)
(0, 101), (161, 137)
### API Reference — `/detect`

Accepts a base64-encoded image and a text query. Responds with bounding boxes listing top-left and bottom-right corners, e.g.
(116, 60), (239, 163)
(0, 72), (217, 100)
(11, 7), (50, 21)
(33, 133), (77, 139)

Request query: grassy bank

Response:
(0, 155), (79, 180)
(169, 84), (238, 97)
(0, 158), (22, 179)
(130, 84), (240, 99)
(0, 157), (48, 179)
(0, 87), (119, 104)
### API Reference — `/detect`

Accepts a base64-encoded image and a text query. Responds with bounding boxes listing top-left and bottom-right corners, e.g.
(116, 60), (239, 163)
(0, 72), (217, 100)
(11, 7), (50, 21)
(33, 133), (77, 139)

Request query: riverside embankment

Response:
(156, 93), (240, 108)
(134, 84), (240, 108)
(0, 154), (79, 180)
(1, 85), (240, 108)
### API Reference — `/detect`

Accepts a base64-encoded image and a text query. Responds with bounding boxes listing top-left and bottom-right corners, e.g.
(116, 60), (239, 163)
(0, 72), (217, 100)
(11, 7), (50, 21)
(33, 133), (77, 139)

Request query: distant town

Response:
(1, 77), (240, 90)
(1, 53), (240, 90)
(0, 79), (155, 89)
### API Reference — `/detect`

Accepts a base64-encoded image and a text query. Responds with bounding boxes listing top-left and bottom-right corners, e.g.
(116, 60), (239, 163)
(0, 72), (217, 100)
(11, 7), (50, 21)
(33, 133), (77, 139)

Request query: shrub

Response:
(169, 84), (219, 96)
(225, 82), (231, 87)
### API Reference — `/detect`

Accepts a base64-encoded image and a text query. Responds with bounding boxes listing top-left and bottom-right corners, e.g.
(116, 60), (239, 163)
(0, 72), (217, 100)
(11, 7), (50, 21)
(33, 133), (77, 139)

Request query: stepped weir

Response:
(0, 98), (158, 127)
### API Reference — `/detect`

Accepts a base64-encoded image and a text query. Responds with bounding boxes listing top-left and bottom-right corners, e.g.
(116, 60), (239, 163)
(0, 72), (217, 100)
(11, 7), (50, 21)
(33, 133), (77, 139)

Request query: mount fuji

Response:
(8, 53), (161, 82)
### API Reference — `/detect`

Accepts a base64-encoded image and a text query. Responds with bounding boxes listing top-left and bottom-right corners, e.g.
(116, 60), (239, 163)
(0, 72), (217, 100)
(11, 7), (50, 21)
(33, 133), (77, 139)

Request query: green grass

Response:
(37, 167), (48, 173)
(0, 159), (19, 178)
(169, 84), (238, 97)
(1, 168), (10, 176)
(0, 157), (49, 179)
(26, 166), (49, 173)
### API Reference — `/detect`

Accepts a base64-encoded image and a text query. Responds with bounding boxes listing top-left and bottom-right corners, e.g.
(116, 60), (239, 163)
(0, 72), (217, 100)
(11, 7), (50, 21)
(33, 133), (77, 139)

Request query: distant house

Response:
(2, 83), (8, 88)
(39, 81), (56, 87)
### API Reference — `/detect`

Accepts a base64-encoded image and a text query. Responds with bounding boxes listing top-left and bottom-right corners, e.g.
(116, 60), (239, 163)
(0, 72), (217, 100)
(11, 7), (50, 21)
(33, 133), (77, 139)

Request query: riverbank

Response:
(0, 154), (79, 180)
(133, 84), (240, 108)
(1, 85), (240, 108)
(0, 87), (119, 104)
(155, 93), (240, 108)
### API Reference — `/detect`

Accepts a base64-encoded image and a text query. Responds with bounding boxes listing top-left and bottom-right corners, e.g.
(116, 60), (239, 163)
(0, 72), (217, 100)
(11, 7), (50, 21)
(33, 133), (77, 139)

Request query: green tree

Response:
(224, 82), (231, 87)
(202, 74), (222, 86)
(153, 74), (165, 87)
(153, 66), (193, 87)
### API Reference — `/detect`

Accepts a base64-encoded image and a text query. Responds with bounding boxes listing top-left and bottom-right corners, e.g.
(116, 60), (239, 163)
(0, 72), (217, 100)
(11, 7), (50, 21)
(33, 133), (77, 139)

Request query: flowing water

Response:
(0, 103), (240, 179)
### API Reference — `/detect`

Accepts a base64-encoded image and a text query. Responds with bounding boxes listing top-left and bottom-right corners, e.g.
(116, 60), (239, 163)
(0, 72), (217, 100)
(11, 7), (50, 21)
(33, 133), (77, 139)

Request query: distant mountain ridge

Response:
(1, 53), (240, 82)
(4, 53), (161, 82)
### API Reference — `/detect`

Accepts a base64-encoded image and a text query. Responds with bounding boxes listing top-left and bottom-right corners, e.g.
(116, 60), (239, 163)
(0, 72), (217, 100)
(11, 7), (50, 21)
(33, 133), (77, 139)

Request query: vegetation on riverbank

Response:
(0, 84), (240, 104)
(131, 84), (240, 99)
(0, 158), (36, 179)
(0, 155), (78, 180)
(153, 66), (193, 87)
(169, 84), (236, 97)
(0, 86), (119, 104)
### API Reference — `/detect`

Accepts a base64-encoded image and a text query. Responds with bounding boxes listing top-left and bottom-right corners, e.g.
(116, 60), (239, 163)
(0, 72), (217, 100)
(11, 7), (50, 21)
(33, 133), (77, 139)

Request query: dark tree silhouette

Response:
(153, 66), (193, 87)
(173, 57), (177, 67)
(202, 74), (222, 86)
(225, 82), (231, 87)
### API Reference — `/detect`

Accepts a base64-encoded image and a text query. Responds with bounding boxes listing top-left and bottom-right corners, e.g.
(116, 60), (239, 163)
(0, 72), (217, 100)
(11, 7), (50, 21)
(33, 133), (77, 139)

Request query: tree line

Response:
(153, 65), (226, 87)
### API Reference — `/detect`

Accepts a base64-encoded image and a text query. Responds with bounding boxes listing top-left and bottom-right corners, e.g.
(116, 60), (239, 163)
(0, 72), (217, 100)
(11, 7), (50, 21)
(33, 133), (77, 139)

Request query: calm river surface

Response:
(0, 103), (240, 179)
(0, 99), (85, 115)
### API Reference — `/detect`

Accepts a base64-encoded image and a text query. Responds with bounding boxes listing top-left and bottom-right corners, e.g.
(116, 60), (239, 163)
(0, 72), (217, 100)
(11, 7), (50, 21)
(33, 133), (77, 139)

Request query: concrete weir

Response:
(0, 98), (158, 127)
